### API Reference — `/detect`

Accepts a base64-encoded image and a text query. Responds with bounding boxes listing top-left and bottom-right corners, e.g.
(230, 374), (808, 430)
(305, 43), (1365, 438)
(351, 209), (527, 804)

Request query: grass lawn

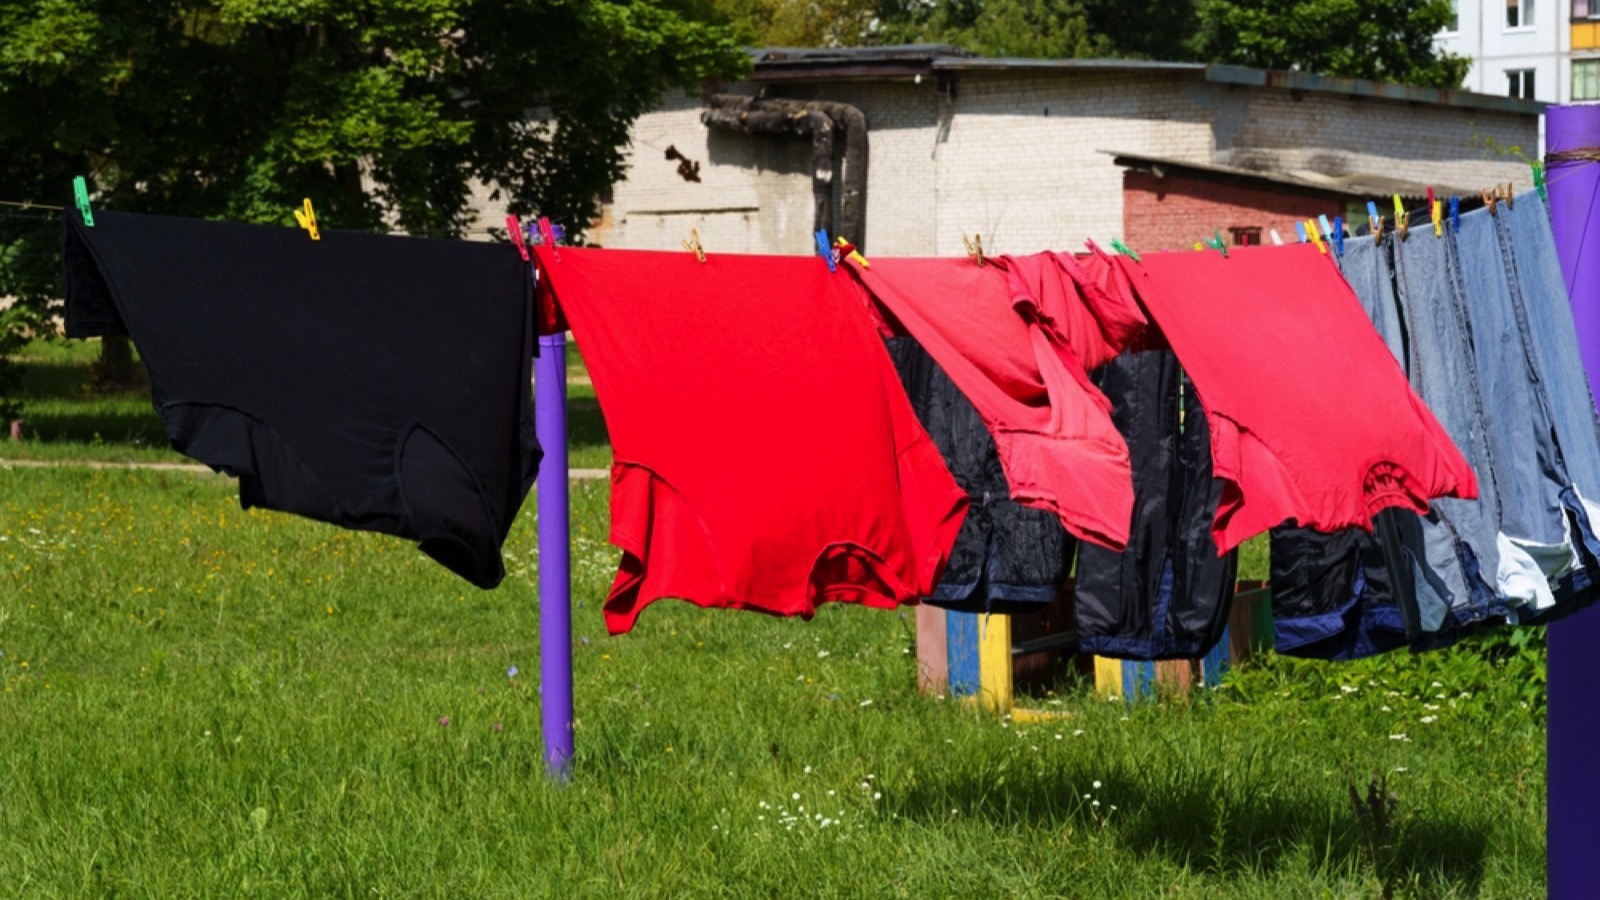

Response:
(0, 342), (1546, 896)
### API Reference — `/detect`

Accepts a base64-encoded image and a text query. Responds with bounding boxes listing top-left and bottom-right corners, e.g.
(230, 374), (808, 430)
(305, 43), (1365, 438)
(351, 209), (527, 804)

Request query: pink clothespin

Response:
(507, 216), (529, 261)
(537, 216), (560, 263)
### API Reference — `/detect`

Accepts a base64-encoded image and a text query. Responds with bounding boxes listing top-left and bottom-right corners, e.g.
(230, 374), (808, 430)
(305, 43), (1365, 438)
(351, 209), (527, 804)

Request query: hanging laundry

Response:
(1453, 202), (1582, 613)
(1108, 244), (1477, 552)
(61, 210), (540, 588)
(532, 245), (967, 634)
(1074, 347), (1238, 660)
(849, 251), (1146, 550)
(1271, 234), (1423, 658)
(885, 335), (1074, 614)
(1499, 191), (1600, 609)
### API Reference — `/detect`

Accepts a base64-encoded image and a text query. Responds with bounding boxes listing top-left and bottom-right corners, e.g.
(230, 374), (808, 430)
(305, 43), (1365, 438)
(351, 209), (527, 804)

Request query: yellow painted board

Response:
(1575, 23), (1600, 50)
(1094, 656), (1124, 699)
(977, 613), (1013, 712)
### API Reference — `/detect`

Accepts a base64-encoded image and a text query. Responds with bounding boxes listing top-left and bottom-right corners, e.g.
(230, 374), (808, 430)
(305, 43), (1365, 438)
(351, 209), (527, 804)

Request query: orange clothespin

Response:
(1482, 188), (1499, 216)
(681, 228), (705, 263)
(294, 198), (320, 241)
(835, 236), (869, 268)
(962, 233), (985, 267)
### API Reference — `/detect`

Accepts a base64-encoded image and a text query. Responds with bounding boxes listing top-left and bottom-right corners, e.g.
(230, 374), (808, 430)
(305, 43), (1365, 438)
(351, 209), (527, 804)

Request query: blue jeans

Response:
(1455, 202), (1579, 613)
(1390, 225), (1504, 631)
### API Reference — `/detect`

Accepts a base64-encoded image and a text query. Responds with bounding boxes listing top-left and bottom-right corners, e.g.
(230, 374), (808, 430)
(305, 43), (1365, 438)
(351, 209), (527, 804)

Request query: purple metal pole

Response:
(1545, 104), (1600, 897)
(536, 332), (574, 779)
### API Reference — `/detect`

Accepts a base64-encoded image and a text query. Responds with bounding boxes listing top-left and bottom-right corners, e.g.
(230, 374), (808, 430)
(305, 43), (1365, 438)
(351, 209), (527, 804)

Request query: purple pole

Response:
(1546, 104), (1600, 897)
(536, 332), (574, 779)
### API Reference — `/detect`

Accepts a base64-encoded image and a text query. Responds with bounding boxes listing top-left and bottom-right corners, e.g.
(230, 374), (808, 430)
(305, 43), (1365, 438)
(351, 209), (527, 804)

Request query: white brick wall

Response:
(588, 69), (1539, 257)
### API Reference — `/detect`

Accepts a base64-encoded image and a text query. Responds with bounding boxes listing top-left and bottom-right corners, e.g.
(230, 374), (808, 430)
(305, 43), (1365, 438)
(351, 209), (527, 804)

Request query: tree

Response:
(1190, 0), (1469, 88)
(0, 0), (747, 397)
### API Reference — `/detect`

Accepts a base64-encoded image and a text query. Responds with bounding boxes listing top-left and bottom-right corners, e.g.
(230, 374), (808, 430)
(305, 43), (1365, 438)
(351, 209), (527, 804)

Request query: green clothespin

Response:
(1203, 227), (1228, 258)
(1109, 237), (1141, 262)
(73, 176), (93, 227)
(1533, 162), (1547, 202)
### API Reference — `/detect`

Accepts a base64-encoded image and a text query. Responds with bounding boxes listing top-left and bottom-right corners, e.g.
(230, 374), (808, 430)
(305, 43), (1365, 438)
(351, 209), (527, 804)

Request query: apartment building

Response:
(1437, 0), (1600, 103)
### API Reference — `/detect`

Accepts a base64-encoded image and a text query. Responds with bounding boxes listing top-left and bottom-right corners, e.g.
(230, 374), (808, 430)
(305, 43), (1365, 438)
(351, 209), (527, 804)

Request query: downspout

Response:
(701, 94), (870, 250)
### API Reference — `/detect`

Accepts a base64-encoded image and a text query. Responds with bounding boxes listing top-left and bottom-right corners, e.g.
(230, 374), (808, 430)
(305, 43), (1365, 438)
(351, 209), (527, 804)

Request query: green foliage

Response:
(0, 0), (748, 414)
(877, 0), (1110, 58)
(1190, 0), (1471, 88)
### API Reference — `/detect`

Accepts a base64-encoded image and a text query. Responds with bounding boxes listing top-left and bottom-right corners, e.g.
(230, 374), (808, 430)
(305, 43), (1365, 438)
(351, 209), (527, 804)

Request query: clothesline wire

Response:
(0, 199), (64, 212)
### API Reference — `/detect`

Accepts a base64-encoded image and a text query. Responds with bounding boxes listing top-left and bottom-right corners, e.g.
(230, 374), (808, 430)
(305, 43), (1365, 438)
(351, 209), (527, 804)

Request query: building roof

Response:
(1107, 151), (1488, 204)
(746, 45), (1544, 117)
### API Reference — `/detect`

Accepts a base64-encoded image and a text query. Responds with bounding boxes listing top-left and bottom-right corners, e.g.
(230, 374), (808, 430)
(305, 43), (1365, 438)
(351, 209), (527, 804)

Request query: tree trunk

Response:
(90, 335), (142, 393)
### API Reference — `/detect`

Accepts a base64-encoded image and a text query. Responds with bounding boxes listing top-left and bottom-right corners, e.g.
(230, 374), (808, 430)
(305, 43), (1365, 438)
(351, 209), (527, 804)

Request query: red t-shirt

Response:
(535, 245), (967, 634)
(1109, 244), (1478, 551)
(849, 252), (1146, 549)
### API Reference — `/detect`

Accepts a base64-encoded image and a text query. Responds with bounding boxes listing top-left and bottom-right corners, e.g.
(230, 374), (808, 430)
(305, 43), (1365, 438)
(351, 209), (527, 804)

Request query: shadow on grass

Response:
(892, 764), (1490, 893)
(569, 396), (611, 455)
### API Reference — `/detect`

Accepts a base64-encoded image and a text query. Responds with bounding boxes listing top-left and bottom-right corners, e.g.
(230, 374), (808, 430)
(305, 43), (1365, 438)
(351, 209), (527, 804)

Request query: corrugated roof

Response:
(1106, 151), (1483, 201)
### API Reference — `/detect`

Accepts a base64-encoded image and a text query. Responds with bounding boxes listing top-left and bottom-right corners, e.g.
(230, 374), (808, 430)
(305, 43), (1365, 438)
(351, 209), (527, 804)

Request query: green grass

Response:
(0, 466), (1546, 896)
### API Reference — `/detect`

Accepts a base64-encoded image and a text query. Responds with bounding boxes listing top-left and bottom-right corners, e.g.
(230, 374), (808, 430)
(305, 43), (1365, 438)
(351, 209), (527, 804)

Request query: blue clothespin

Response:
(1332, 216), (1345, 257)
(815, 229), (836, 273)
(1449, 196), (1461, 233)
(73, 176), (93, 227)
(1366, 200), (1381, 236)
(1318, 215), (1332, 240)
(1295, 221), (1309, 243)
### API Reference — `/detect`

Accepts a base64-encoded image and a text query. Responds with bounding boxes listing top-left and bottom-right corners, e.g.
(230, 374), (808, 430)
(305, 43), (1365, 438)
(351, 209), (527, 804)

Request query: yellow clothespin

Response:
(294, 198), (320, 241)
(681, 228), (705, 263)
(1432, 201), (1442, 237)
(1305, 219), (1327, 255)
(1194, 242), (1204, 251)
(962, 233), (985, 267)
(834, 236), (869, 268)
(1392, 195), (1409, 241)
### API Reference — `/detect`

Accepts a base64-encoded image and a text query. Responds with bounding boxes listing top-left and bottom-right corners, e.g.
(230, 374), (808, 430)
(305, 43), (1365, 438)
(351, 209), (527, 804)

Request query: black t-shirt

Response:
(63, 209), (539, 588)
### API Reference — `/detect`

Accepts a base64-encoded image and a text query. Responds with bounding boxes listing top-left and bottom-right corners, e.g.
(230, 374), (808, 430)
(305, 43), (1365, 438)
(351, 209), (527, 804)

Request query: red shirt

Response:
(535, 245), (967, 634)
(848, 252), (1146, 549)
(1110, 244), (1478, 551)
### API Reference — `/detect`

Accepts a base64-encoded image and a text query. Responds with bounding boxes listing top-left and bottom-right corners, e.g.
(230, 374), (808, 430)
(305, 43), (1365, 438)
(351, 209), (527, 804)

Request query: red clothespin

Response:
(835, 236), (868, 268)
(506, 215), (529, 261)
(537, 216), (561, 261)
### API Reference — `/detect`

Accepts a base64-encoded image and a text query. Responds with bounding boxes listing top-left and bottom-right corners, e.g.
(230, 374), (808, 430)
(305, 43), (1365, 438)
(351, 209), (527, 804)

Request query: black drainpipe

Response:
(701, 94), (869, 250)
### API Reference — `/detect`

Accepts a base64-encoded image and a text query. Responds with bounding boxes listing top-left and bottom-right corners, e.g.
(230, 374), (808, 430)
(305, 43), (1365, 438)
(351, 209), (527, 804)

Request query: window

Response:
(1576, 59), (1600, 100)
(1444, 0), (1459, 31)
(1576, 0), (1598, 19)
(1508, 68), (1537, 98)
(1228, 226), (1263, 247)
(1507, 0), (1534, 27)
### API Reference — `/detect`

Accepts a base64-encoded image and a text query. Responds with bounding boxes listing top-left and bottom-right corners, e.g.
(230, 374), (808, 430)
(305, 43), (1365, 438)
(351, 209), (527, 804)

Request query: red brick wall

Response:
(1123, 170), (1348, 253)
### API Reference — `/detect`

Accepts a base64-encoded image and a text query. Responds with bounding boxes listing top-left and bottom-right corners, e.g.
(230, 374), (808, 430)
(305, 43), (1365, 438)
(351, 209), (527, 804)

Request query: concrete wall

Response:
(590, 68), (1537, 257)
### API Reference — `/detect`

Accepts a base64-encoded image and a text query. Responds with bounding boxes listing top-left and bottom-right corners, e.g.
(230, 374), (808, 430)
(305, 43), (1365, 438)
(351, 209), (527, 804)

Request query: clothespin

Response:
(1193, 242), (1204, 251)
(1269, 229), (1284, 246)
(1316, 215), (1331, 241)
(1449, 196), (1461, 232)
(1504, 182), (1515, 210)
(815, 229), (836, 272)
(1481, 188), (1498, 217)
(538, 216), (561, 262)
(681, 228), (706, 263)
(1084, 237), (1105, 256)
(834, 236), (868, 268)
(1367, 200), (1381, 237)
(1109, 237), (1140, 262)
(1305, 219), (1327, 255)
(293, 198), (320, 241)
(1392, 195), (1409, 240)
(72, 176), (93, 227)
(1332, 216), (1345, 257)
(1204, 227), (1228, 258)
(1431, 197), (1443, 238)
(1533, 162), (1548, 202)
(506, 215), (529, 261)
(962, 232), (986, 267)
(1295, 221), (1309, 243)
